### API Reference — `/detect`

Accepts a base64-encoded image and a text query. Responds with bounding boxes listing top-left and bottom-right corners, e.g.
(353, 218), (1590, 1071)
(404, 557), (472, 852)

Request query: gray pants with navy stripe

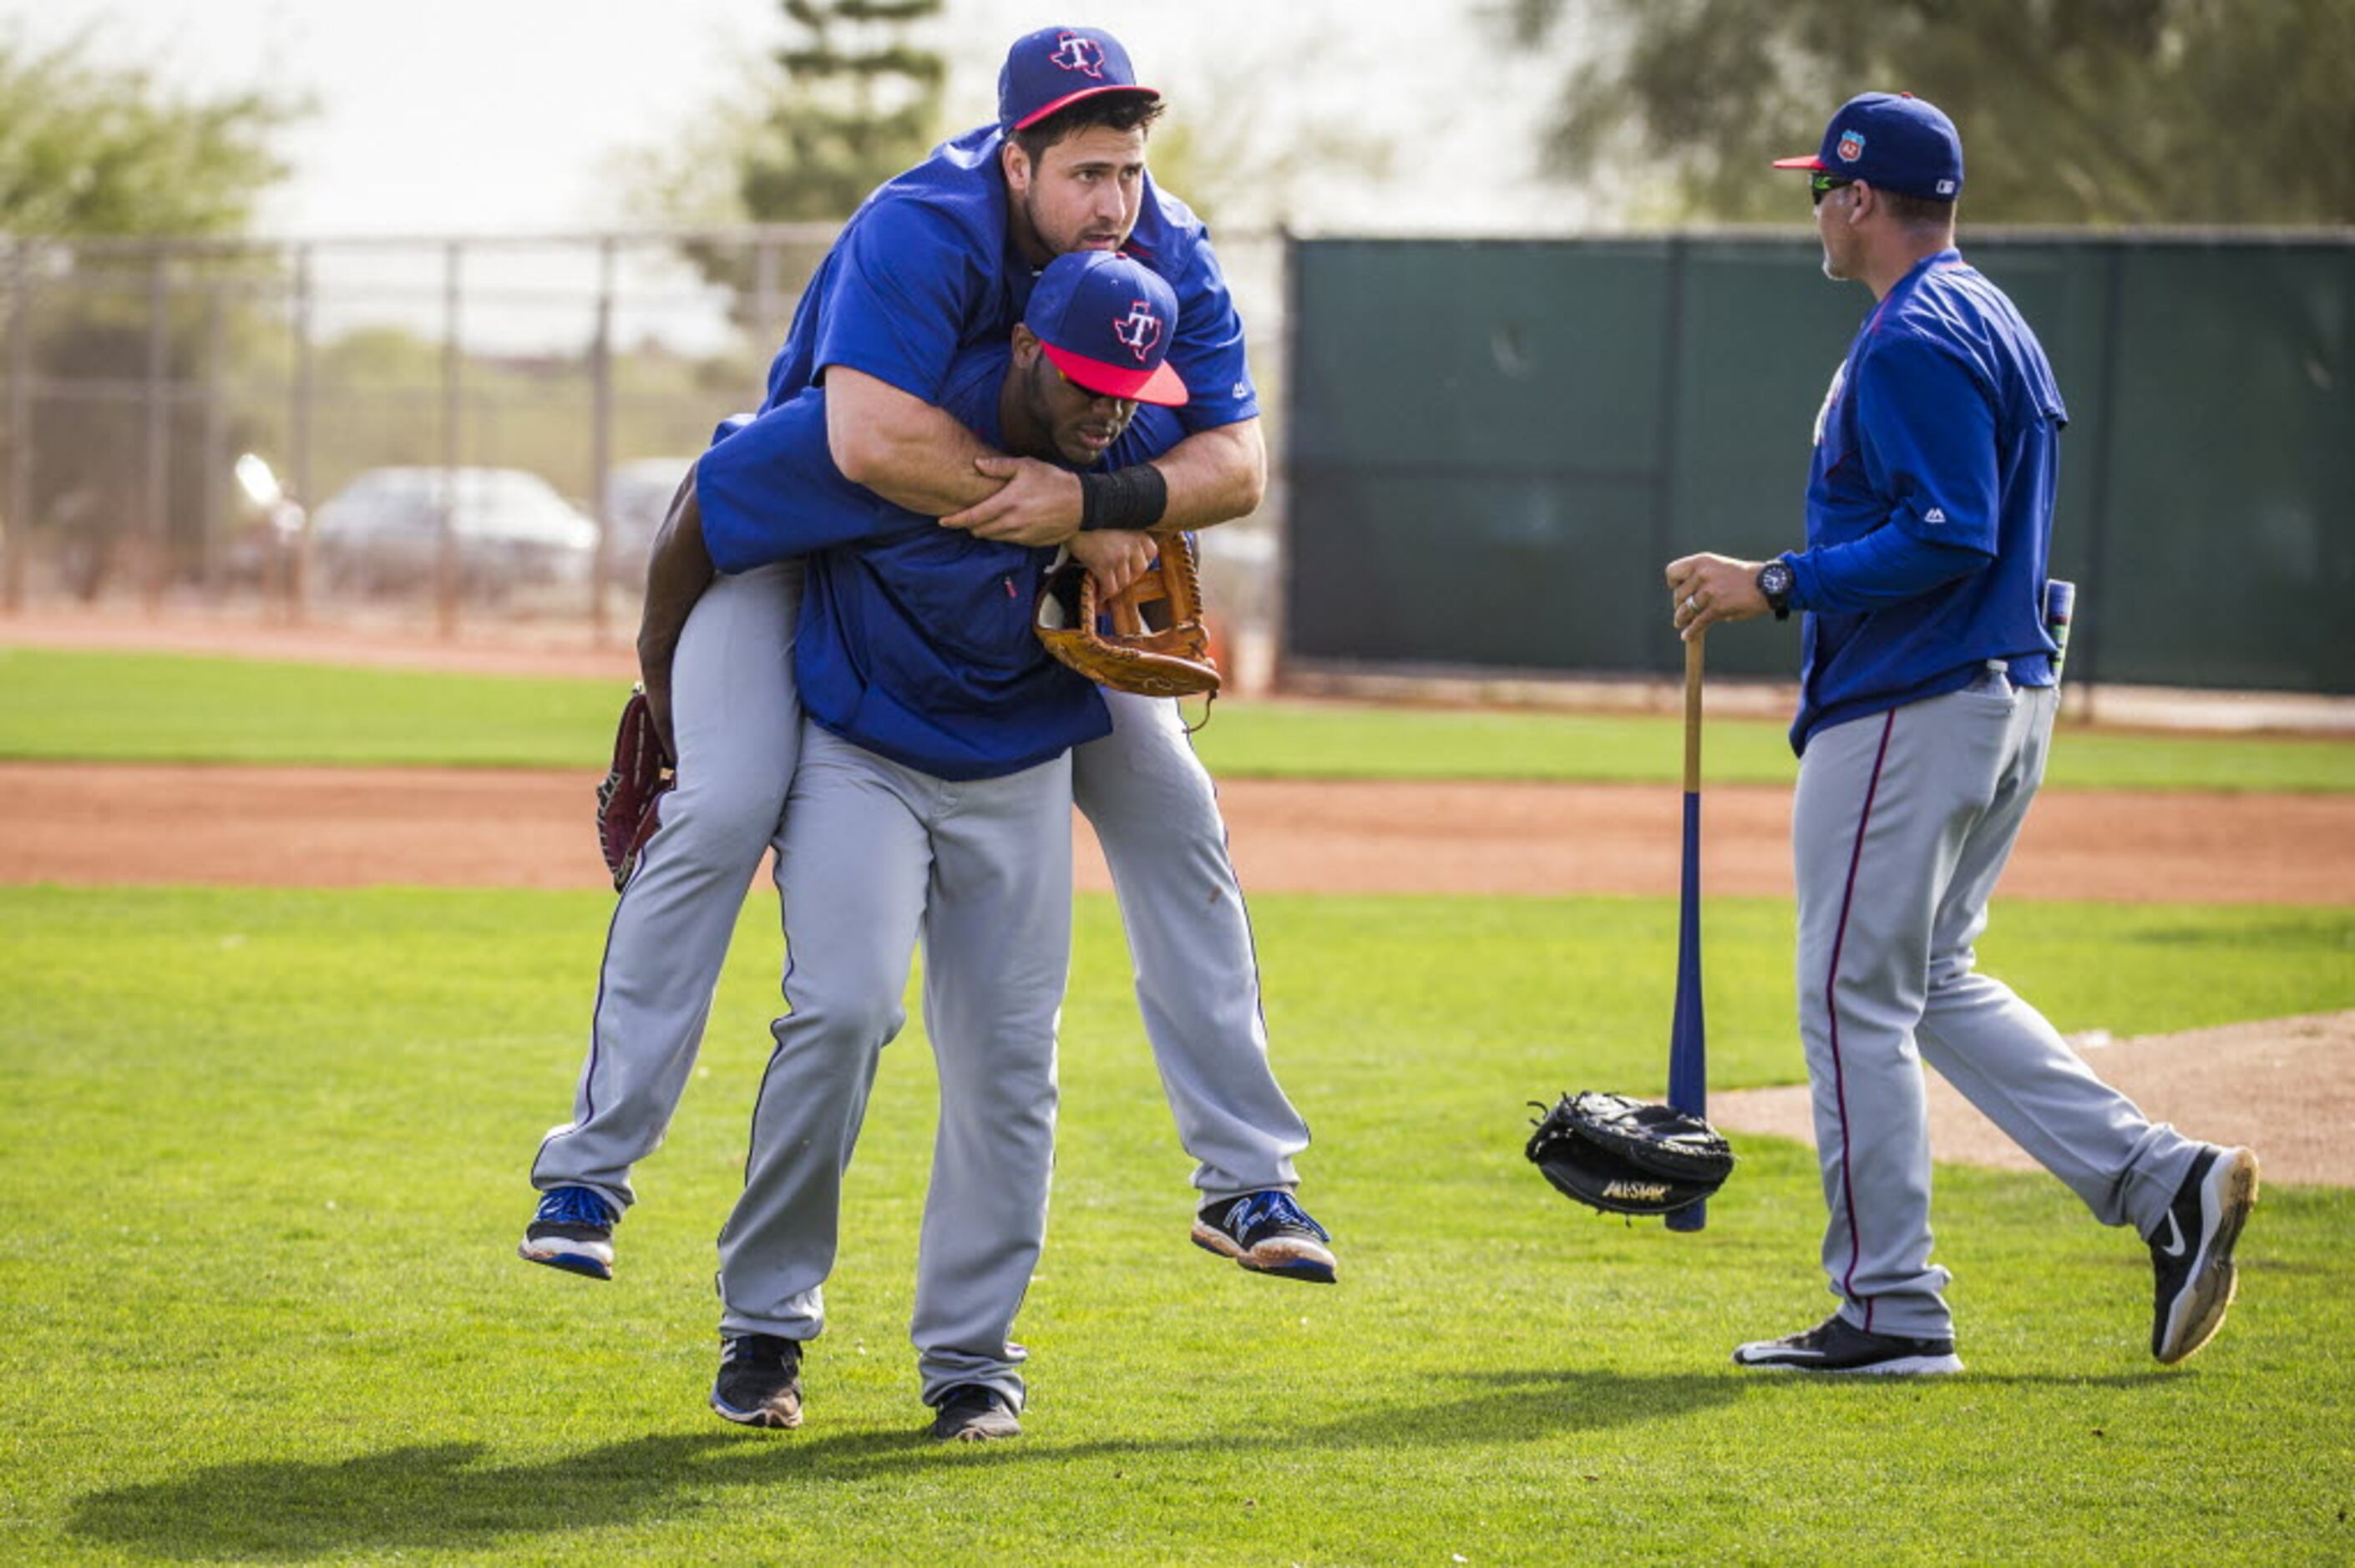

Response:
(529, 560), (1307, 1216)
(1791, 665), (2200, 1340)
(716, 725), (1073, 1409)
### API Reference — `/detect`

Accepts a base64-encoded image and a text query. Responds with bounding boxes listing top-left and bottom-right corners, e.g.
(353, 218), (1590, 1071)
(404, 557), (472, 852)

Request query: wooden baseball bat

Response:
(1666, 630), (1709, 1233)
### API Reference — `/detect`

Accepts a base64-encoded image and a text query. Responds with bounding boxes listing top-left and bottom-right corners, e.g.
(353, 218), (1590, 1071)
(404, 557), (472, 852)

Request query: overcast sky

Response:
(13, 0), (1577, 238)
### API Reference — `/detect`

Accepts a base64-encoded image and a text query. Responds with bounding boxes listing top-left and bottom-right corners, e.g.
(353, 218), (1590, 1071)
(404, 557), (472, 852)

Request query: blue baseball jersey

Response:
(757, 123), (1258, 431)
(1781, 248), (2069, 752)
(698, 345), (1186, 781)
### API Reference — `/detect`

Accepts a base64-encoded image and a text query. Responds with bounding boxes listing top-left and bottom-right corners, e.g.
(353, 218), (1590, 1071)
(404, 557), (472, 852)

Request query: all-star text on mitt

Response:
(1525, 1091), (1735, 1216)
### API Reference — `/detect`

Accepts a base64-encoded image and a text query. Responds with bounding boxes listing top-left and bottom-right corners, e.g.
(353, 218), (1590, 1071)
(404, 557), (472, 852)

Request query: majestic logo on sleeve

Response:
(1836, 129), (1866, 162)
(1049, 32), (1107, 77)
(1113, 300), (1163, 362)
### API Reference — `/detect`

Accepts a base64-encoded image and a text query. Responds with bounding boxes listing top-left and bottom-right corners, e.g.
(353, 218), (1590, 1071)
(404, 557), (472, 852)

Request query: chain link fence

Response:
(0, 225), (1294, 645)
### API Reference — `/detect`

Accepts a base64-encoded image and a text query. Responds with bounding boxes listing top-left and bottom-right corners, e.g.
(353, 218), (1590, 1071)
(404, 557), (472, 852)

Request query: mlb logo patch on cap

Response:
(1836, 129), (1866, 163)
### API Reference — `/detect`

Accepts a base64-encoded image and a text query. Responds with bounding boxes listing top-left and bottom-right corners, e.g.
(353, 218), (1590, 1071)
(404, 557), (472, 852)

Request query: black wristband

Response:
(1076, 463), (1169, 532)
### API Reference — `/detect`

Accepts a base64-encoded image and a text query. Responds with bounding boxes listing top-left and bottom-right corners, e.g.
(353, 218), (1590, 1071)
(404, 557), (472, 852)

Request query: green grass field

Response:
(3, 644), (2352, 1561)
(5, 646), (2352, 790)
(3, 885), (2351, 1563)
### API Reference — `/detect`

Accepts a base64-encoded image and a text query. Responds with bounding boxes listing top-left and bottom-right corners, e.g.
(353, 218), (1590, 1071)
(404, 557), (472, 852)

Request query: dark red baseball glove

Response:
(595, 687), (674, 893)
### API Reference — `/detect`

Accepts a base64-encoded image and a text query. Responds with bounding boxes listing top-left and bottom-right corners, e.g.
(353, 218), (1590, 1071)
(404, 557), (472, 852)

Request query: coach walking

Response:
(1665, 92), (2257, 1374)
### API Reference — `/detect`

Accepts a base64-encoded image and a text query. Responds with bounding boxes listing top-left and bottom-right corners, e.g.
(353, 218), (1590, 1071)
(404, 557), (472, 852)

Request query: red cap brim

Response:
(1771, 154), (1827, 170)
(1011, 83), (1161, 132)
(1041, 341), (1190, 407)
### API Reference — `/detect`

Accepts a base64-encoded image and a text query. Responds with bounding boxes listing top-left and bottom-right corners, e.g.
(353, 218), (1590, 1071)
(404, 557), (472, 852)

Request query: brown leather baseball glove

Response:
(1034, 533), (1221, 699)
(595, 686), (674, 893)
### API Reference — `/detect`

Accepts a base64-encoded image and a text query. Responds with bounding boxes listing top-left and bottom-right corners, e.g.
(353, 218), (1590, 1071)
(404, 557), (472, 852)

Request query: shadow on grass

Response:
(66, 1368), (1735, 1558)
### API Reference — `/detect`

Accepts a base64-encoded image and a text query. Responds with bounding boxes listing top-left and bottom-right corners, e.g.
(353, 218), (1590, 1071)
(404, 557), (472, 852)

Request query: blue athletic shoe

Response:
(1192, 1191), (1338, 1284)
(518, 1186), (616, 1280)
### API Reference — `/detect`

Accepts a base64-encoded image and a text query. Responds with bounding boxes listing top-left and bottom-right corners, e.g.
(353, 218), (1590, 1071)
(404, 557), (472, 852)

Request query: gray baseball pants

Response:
(531, 562), (805, 1214)
(1791, 663), (2201, 1340)
(716, 724), (1073, 1409)
(530, 562), (1307, 1214)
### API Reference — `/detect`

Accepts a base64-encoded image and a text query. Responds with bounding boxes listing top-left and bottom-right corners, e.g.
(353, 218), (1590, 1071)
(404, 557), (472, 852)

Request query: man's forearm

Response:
(637, 473), (714, 689)
(1148, 417), (1267, 531)
(826, 367), (1008, 515)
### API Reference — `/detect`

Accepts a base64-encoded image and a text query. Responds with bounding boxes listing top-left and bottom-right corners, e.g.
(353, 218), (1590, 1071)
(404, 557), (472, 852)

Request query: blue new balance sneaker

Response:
(518, 1186), (616, 1280)
(1191, 1190), (1338, 1284)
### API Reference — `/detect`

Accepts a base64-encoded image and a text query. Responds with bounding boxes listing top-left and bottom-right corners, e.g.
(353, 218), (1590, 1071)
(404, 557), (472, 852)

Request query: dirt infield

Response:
(1709, 1012), (2352, 1188)
(5, 606), (2348, 1184)
(3, 761), (2351, 904)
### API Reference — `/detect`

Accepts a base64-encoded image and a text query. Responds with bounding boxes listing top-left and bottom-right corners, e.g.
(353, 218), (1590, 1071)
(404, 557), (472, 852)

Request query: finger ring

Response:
(1684, 594), (1701, 612)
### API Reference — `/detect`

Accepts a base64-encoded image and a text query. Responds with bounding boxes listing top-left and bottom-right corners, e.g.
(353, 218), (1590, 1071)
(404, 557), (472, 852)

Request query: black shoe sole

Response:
(1732, 1350), (1964, 1375)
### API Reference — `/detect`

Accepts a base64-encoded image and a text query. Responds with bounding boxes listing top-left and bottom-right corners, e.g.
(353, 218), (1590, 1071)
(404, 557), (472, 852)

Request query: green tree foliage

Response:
(2, 28), (299, 592)
(740, 0), (946, 223)
(1501, 0), (2355, 225)
(618, 2), (944, 342)
(0, 28), (296, 237)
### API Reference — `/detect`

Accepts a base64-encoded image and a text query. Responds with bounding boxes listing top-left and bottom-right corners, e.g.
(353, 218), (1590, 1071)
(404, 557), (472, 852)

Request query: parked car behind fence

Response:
(312, 467), (601, 598)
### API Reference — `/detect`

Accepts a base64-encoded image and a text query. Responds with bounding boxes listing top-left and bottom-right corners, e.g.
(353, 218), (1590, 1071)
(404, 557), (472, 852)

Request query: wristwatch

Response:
(1756, 559), (1795, 621)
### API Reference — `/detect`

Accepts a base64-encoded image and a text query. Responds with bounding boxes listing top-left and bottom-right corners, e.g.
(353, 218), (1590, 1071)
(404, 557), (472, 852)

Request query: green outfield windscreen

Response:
(1284, 235), (2354, 693)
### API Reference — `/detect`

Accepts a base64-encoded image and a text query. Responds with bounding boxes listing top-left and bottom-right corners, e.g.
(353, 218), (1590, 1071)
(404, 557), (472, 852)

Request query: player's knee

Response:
(659, 775), (791, 869)
(777, 985), (905, 1056)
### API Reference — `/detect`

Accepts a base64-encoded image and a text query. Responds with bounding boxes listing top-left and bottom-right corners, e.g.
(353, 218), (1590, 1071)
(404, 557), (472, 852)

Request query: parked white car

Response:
(312, 466), (601, 595)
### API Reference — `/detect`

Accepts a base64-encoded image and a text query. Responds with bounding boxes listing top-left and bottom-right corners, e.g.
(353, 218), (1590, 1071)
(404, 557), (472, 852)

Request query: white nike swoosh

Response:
(2155, 1211), (2187, 1259)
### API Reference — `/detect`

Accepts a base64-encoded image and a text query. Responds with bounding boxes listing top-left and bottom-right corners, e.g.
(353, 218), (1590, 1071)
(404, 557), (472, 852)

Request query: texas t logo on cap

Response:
(1024, 251), (1189, 407)
(1112, 301), (1162, 362)
(1048, 31), (1107, 78)
(997, 24), (1160, 130)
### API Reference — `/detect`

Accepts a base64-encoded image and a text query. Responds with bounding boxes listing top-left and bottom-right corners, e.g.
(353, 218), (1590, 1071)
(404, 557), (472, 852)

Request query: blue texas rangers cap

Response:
(997, 25), (1161, 132)
(1024, 250), (1189, 407)
(1773, 92), (1964, 200)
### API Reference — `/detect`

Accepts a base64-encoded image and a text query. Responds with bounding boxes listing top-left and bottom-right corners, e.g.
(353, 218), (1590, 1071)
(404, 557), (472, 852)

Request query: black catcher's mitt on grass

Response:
(1525, 1091), (1735, 1216)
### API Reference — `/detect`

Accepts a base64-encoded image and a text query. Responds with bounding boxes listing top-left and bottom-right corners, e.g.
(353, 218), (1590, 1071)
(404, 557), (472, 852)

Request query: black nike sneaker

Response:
(2150, 1145), (2260, 1365)
(1733, 1313), (1962, 1374)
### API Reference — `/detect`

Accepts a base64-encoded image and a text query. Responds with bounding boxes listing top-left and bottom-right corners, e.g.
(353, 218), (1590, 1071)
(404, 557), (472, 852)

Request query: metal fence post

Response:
(590, 235), (615, 640)
(438, 240), (462, 639)
(2078, 240), (2129, 721)
(200, 286), (225, 598)
(752, 235), (780, 362)
(1651, 235), (1689, 690)
(5, 240), (30, 615)
(289, 243), (314, 624)
(145, 248), (171, 609)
